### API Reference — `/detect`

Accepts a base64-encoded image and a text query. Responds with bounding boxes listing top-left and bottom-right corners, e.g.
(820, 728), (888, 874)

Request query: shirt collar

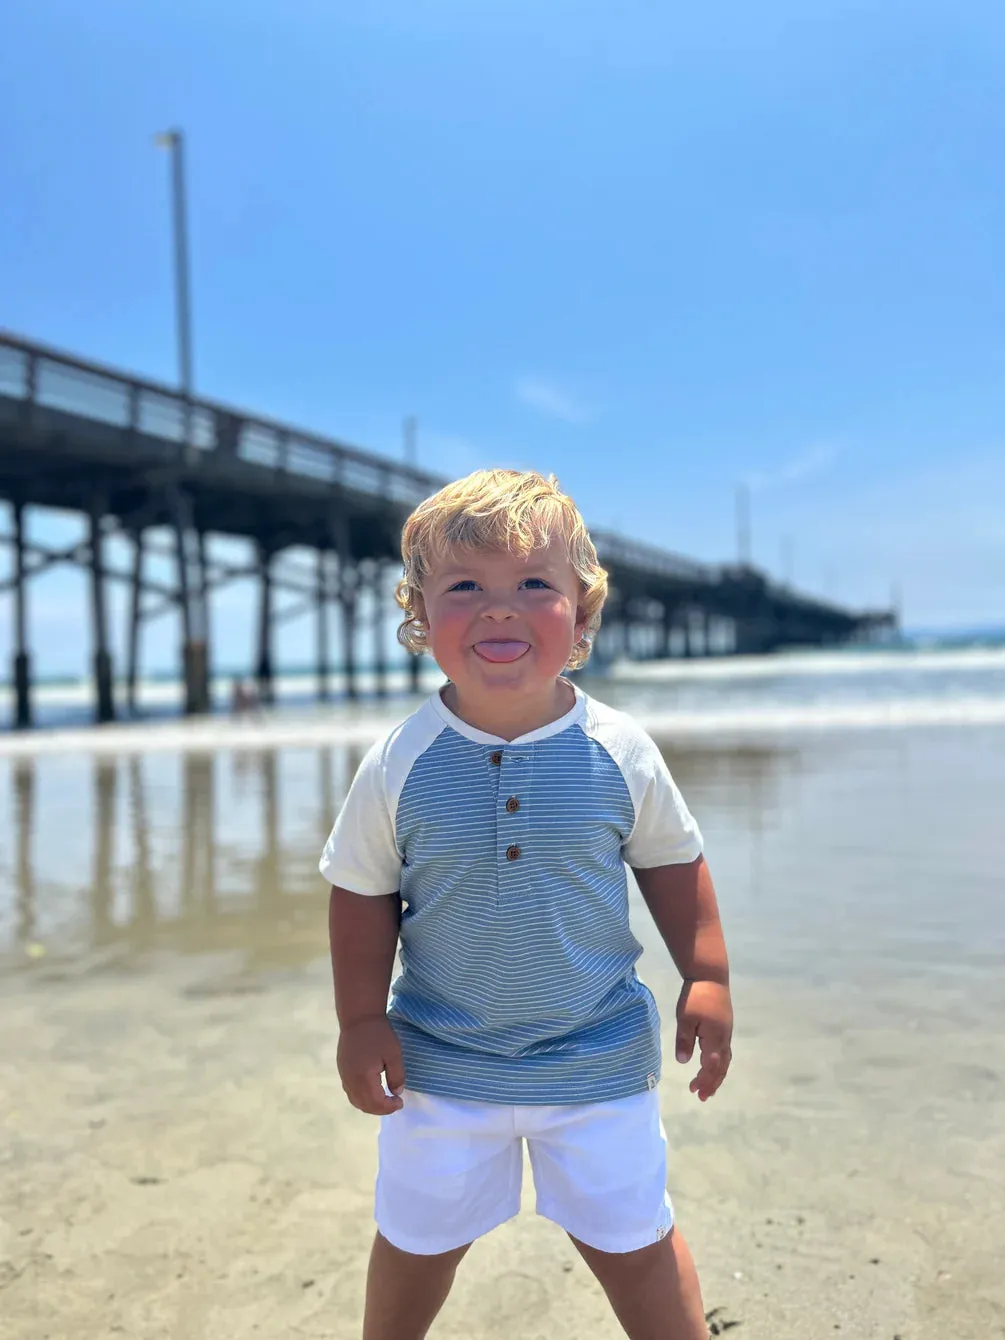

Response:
(429, 679), (587, 746)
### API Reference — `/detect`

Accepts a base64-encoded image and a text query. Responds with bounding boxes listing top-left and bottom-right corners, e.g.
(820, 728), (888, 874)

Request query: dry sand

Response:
(2, 946), (1003, 1340)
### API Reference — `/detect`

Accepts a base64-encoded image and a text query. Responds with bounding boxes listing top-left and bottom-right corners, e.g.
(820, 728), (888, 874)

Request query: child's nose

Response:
(482, 595), (517, 620)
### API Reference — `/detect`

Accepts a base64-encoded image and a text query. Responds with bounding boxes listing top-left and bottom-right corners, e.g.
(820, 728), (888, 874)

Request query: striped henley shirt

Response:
(319, 682), (703, 1105)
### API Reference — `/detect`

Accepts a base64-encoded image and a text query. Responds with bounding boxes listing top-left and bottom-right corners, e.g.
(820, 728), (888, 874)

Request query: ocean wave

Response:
(607, 646), (1005, 681)
(1, 695), (1002, 761)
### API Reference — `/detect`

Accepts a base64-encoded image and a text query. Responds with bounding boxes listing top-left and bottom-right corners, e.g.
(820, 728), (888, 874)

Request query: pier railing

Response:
(0, 330), (894, 636)
(591, 528), (716, 584)
(0, 332), (441, 509)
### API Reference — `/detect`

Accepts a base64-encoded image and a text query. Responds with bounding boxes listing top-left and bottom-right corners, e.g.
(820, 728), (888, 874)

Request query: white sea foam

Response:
(1, 695), (1002, 761)
(608, 646), (1005, 681)
(0, 667), (426, 712)
(3, 647), (1001, 714)
(2, 646), (1003, 759)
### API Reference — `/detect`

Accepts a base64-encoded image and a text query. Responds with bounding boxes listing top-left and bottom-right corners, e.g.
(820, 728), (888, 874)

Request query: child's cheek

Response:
(425, 608), (469, 665)
(534, 599), (577, 642)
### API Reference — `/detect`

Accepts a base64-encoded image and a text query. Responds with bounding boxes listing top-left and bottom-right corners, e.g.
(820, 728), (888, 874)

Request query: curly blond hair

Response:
(395, 469), (608, 670)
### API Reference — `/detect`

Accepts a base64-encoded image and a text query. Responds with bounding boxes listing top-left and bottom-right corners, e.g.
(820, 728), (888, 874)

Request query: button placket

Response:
(496, 749), (532, 904)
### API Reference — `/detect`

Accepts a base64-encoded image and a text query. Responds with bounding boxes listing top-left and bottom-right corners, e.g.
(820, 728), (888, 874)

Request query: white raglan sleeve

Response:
(318, 739), (403, 896)
(621, 732), (704, 869)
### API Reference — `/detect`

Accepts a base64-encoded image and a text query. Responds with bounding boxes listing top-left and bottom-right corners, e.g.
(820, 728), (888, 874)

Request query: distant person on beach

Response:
(229, 678), (257, 718)
(321, 469), (733, 1339)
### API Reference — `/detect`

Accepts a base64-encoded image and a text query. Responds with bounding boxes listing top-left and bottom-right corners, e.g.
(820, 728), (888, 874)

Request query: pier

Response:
(0, 331), (895, 727)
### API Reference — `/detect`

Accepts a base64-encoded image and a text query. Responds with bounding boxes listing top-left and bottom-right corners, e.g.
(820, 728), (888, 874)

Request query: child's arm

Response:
(634, 855), (733, 1102)
(329, 884), (405, 1116)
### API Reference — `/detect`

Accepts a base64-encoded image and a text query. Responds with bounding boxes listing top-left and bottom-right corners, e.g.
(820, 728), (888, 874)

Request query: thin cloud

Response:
(780, 443), (838, 482)
(514, 377), (592, 424)
(421, 432), (490, 479)
(748, 443), (838, 492)
(419, 430), (539, 477)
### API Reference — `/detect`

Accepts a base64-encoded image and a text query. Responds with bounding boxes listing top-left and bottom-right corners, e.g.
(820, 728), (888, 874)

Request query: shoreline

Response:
(2, 643), (1003, 712)
(0, 693), (1003, 760)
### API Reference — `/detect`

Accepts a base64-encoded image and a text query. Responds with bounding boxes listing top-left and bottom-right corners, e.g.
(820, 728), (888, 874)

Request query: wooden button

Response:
(505, 844), (521, 861)
(489, 751), (502, 766)
(505, 796), (520, 814)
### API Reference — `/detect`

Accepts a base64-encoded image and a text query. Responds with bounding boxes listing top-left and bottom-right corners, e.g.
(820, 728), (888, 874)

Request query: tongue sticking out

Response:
(474, 641), (530, 664)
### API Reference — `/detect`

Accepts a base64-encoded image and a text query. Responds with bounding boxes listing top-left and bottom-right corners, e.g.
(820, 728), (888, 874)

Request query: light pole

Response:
(781, 534), (795, 586)
(403, 415), (418, 468)
(154, 129), (194, 401)
(735, 482), (752, 566)
(154, 129), (208, 713)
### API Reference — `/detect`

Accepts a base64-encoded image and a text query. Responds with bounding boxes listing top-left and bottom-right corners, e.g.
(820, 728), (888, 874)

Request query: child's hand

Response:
(337, 1017), (406, 1116)
(675, 978), (733, 1102)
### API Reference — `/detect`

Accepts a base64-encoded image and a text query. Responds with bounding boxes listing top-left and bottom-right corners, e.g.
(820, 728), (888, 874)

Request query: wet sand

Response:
(3, 955), (1003, 1339)
(2, 722), (1004, 1338)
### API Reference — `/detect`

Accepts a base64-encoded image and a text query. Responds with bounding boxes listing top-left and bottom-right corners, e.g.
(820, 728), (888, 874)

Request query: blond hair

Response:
(395, 469), (607, 670)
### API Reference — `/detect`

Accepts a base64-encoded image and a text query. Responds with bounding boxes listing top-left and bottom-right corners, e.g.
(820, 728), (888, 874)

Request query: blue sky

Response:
(2, 1), (1004, 675)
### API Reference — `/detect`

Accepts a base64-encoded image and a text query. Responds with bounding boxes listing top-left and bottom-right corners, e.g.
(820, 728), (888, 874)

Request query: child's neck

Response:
(442, 678), (574, 742)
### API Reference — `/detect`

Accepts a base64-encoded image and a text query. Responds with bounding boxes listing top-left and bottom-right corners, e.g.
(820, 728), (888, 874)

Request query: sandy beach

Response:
(2, 946), (1003, 1339)
(2, 686), (1005, 1338)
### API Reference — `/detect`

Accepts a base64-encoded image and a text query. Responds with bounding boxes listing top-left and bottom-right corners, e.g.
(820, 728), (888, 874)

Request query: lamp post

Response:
(403, 415), (418, 468)
(735, 482), (752, 566)
(154, 129), (194, 402)
(154, 129), (208, 712)
(781, 533), (795, 586)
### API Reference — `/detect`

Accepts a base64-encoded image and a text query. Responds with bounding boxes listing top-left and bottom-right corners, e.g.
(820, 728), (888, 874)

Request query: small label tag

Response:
(656, 1224), (668, 1241)
(646, 1073), (657, 1091)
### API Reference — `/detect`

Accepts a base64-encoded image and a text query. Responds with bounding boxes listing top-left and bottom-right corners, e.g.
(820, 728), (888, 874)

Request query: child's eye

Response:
(447, 580), (479, 592)
(521, 578), (552, 590)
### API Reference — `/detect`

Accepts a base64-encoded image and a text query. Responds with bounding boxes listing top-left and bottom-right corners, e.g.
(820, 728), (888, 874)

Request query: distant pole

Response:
(736, 482), (752, 565)
(156, 132), (209, 712)
(781, 534), (794, 586)
(403, 415), (417, 468)
(155, 129), (194, 401)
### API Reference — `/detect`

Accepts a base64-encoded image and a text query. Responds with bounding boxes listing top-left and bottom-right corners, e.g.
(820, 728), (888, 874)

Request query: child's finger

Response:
(688, 1067), (717, 1100)
(675, 1019), (697, 1064)
(351, 1071), (404, 1116)
(384, 1046), (406, 1098)
(688, 1047), (730, 1100)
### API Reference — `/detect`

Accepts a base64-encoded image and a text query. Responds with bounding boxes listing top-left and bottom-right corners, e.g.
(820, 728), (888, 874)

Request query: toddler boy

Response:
(321, 469), (732, 1339)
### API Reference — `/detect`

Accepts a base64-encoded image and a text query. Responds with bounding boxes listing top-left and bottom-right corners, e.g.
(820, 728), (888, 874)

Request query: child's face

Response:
(421, 538), (586, 704)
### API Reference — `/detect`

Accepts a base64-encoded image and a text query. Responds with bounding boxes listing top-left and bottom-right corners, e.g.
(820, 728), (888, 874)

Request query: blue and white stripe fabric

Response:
(319, 684), (702, 1105)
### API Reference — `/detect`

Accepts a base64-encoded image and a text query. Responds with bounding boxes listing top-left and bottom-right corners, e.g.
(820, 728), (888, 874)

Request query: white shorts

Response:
(375, 1088), (673, 1256)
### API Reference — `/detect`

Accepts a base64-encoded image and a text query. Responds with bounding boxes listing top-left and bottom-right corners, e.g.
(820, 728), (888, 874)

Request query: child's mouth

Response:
(473, 641), (530, 664)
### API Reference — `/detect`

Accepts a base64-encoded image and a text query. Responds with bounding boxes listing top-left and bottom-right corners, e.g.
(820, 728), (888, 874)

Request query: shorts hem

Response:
(536, 1201), (675, 1255)
(376, 1205), (520, 1257)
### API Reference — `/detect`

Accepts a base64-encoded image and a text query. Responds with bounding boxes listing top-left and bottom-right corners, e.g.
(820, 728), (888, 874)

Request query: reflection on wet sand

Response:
(3, 738), (792, 978)
(662, 741), (797, 829)
(4, 725), (1005, 1340)
(13, 761), (35, 945)
(2, 745), (369, 973)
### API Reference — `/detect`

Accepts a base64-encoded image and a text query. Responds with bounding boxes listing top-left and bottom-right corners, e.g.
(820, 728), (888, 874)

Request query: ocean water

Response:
(3, 643), (1005, 732)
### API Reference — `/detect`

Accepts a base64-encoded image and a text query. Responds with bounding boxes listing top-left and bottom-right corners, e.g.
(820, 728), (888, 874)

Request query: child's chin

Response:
(477, 661), (532, 683)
